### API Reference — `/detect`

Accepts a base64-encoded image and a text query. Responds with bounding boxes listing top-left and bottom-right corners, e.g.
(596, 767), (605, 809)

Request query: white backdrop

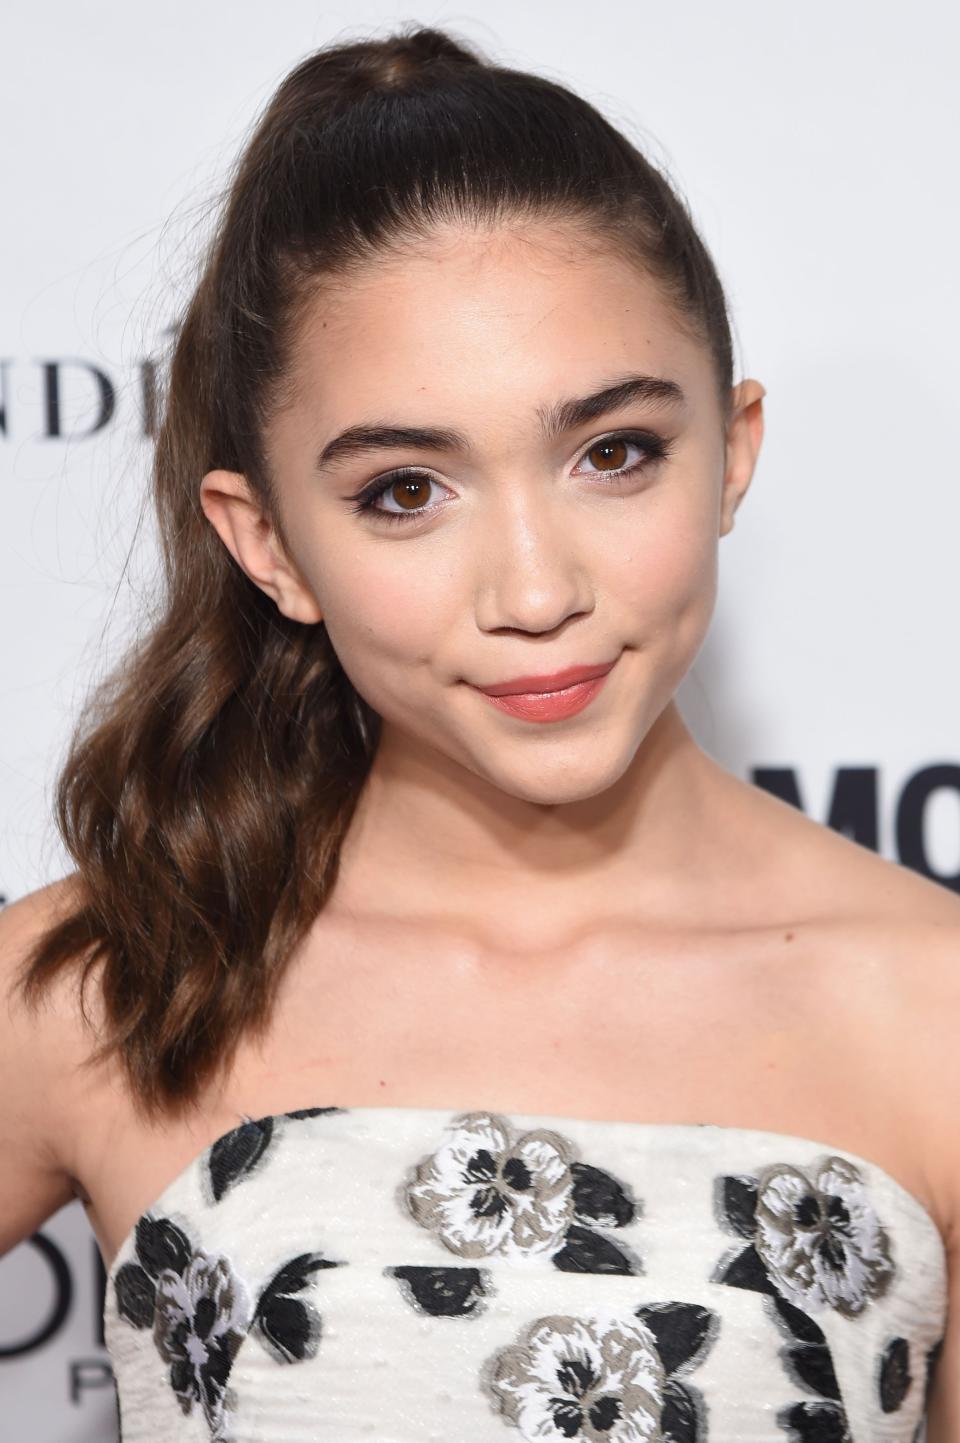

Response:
(2, 2), (958, 1438)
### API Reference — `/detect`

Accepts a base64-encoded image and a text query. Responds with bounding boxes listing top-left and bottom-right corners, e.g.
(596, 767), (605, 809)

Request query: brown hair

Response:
(18, 23), (736, 1118)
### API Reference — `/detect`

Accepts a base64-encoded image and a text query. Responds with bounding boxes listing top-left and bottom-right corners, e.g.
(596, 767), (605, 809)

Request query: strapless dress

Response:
(103, 1105), (948, 1442)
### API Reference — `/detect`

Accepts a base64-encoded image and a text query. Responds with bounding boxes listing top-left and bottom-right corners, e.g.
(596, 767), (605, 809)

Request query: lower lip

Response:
(474, 669), (613, 722)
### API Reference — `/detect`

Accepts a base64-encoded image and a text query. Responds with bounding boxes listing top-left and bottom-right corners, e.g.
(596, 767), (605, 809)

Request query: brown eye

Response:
(587, 438), (630, 471)
(349, 468), (450, 523)
(390, 476), (433, 510)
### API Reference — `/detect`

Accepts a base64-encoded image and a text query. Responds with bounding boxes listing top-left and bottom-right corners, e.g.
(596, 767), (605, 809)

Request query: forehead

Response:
(281, 221), (712, 429)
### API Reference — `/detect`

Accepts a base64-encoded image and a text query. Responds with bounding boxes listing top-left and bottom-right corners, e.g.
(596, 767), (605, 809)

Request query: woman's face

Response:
(202, 220), (763, 805)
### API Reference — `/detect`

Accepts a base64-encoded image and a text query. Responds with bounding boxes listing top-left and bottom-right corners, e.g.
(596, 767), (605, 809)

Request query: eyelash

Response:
(346, 429), (674, 526)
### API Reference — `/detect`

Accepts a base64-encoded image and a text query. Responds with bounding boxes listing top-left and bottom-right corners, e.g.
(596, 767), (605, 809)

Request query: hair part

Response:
(19, 22), (736, 1119)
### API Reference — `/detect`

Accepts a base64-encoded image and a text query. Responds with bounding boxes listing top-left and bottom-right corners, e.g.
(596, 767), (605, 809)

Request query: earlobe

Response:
(198, 469), (323, 624)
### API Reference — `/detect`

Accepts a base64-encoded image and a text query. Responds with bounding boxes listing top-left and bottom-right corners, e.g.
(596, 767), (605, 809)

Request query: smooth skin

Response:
(2, 219), (959, 1435)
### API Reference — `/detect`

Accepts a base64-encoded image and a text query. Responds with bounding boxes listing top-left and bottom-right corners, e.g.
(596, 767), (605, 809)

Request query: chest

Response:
(80, 918), (914, 1266)
(231, 918), (873, 1120)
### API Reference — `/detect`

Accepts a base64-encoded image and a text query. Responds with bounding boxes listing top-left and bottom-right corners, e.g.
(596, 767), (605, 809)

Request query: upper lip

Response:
(473, 658), (618, 697)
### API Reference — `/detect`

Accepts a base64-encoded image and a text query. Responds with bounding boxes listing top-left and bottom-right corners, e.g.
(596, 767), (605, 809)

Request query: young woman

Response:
(2, 23), (957, 1443)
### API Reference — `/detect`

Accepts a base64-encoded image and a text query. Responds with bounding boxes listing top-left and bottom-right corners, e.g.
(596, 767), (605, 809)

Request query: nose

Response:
(473, 488), (595, 636)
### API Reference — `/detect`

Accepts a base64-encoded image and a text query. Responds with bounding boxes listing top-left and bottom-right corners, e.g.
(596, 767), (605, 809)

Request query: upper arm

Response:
(0, 880), (88, 1257)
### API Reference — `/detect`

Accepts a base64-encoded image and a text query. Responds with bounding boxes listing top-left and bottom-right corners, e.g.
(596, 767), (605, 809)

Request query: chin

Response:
(478, 744), (636, 807)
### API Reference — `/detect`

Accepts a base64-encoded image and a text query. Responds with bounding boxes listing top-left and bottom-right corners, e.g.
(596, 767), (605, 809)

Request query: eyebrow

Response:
(313, 371), (686, 473)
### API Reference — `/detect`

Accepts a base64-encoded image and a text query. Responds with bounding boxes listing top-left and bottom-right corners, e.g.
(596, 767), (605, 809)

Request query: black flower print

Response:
(253, 1253), (331, 1362)
(402, 1110), (641, 1273)
(209, 1117), (275, 1203)
(878, 1335), (912, 1413)
(482, 1303), (717, 1442)
(113, 1214), (338, 1438)
(714, 1155), (895, 1317)
(769, 1297), (843, 1399)
(387, 1264), (493, 1318)
(634, 1303), (717, 1441)
(778, 1401), (851, 1443)
(769, 1296), (851, 1443)
(206, 1106), (344, 1203)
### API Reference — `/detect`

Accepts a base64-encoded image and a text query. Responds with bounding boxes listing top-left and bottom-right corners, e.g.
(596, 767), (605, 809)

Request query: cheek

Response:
(316, 551), (447, 692)
(611, 501), (718, 633)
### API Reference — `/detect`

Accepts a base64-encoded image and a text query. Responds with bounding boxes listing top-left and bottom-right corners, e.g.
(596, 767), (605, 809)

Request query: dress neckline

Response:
(103, 1104), (948, 1285)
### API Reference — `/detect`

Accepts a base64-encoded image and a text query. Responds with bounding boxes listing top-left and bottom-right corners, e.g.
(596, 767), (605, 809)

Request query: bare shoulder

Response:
(846, 852), (960, 1231)
(725, 769), (960, 927)
(738, 778), (960, 1226)
(1, 871), (100, 1035)
(746, 775), (960, 1019)
(1, 871), (113, 1113)
(0, 874), (107, 1253)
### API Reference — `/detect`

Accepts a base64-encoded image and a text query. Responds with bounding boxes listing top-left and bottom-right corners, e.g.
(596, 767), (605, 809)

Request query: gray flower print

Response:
(484, 1311), (666, 1442)
(114, 1213), (333, 1440)
(754, 1156), (894, 1317)
(153, 1251), (250, 1438)
(405, 1111), (578, 1259)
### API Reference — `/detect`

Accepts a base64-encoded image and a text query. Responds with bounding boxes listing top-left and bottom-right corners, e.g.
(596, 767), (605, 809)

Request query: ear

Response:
(198, 469), (323, 624)
(719, 379), (766, 537)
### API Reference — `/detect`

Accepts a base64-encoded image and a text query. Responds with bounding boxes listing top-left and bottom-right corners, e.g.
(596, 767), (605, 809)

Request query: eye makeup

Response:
(345, 428), (674, 526)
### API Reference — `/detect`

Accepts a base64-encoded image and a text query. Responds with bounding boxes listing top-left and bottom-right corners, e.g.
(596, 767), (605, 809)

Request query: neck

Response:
(330, 701), (730, 950)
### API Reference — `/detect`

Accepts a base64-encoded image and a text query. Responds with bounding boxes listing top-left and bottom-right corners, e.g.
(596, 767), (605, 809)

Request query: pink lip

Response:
(469, 657), (619, 724)
(474, 659), (618, 697)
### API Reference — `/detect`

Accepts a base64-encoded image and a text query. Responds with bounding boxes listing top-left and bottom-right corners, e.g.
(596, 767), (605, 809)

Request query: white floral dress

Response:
(103, 1106), (948, 1443)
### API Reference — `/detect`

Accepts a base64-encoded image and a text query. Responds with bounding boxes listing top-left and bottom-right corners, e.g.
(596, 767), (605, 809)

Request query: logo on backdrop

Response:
(0, 1233), (115, 1411)
(0, 335), (174, 441)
